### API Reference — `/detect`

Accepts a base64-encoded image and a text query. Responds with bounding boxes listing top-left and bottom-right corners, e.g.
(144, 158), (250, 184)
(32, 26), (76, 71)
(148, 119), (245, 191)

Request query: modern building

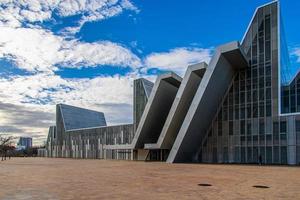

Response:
(45, 78), (153, 159)
(45, 1), (300, 165)
(17, 137), (32, 150)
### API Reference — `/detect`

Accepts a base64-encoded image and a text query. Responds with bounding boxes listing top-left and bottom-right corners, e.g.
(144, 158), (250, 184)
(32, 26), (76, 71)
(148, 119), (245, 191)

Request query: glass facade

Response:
(199, 2), (292, 164)
(59, 104), (106, 131)
(133, 78), (153, 131)
(67, 124), (134, 159)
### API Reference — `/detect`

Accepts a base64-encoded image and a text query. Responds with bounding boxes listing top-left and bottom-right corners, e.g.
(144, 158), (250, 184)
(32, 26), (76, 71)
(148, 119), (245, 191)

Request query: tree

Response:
(0, 135), (15, 161)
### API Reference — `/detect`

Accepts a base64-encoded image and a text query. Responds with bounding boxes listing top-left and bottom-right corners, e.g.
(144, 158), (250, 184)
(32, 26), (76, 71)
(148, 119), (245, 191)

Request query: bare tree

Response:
(0, 135), (15, 161)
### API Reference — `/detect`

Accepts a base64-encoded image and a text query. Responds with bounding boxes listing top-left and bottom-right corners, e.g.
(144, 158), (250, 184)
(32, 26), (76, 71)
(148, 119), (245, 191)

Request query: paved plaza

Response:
(0, 158), (299, 200)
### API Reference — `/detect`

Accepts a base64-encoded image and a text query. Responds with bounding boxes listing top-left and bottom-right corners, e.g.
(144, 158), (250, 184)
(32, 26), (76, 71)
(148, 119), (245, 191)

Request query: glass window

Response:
(247, 104), (252, 118)
(223, 107), (228, 121)
(296, 120), (300, 132)
(247, 91), (251, 103)
(260, 134), (265, 145)
(253, 90), (258, 102)
(259, 102), (265, 117)
(252, 118), (259, 135)
(259, 77), (264, 88)
(273, 146), (280, 163)
(234, 121), (240, 135)
(235, 92), (239, 105)
(265, 41), (271, 61)
(266, 76), (271, 87)
(259, 146), (265, 164)
(259, 89), (265, 101)
(235, 105), (239, 120)
(259, 37), (264, 54)
(266, 101), (272, 116)
(273, 121), (279, 133)
(259, 66), (264, 76)
(253, 146), (258, 163)
(259, 120), (265, 135)
(281, 146), (287, 164)
(266, 147), (272, 164)
(265, 63), (271, 76)
(229, 106), (233, 120)
(246, 79), (251, 91)
(252, 44), (257, 58)
(252, 68), (258, 78)
(280, 134), (287, 145)
(234, 147), (240, 163)
(241, 147), (246, 163)
(218, 121), (222, 136)
(264, 118), (271, 135)
(218, 110), (222, 120)
(266, 134), (272, 146)
(240, 92), (245, 104)
(229, 92), (233, 105)
(247, 147), (252, 163)
(266, 88), (271, 100)
(247, 120), (252, 135)
(280, 121), (287, 133)
(265, 15), (271, 39)
(240, 106), (246, 119)
(229, 121), (233, 135)
(253, 103), (258, 118)
(273, 132), (279, 145)
(253, 135), (258, 145)
(240, 120), (245, 135)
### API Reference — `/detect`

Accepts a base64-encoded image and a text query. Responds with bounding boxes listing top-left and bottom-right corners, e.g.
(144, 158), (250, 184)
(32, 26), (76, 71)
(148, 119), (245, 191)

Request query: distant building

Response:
(17, 137), (32, 150)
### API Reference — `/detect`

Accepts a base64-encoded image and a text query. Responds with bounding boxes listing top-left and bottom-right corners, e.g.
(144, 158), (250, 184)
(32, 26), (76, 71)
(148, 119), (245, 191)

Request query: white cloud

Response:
(0, 27), (62, 72)
(0, 0), (142, 145)
(144, 47), (212, 76)
(0, 73), (135, 109)
(61, 40), (141, 69)
(0, 27), (141, 72)
(0, 73), (139, 145)
(0, 0), (138, 32)
(0, 0), (215, 146)
(292, 48), (300, 62)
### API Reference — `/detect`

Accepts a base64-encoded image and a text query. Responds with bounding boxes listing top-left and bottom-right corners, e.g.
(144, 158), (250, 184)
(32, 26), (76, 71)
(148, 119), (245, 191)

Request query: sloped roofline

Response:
(241, 0), (278, 43)
(58, 103), (106, 132)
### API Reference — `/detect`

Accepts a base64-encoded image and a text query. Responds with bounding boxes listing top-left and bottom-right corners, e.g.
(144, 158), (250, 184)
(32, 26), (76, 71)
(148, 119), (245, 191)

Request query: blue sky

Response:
(48, 0), (300, 77)
(0, 0), (299, 145)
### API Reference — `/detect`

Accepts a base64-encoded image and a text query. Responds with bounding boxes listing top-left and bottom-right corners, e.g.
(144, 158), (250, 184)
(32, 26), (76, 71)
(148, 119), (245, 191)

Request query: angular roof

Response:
(141, 78), (154, 98)
(58, 104), (106, 131)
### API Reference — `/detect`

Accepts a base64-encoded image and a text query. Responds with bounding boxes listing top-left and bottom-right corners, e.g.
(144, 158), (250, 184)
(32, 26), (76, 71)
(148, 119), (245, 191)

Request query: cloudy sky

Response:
(0, 0), (299, 145)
